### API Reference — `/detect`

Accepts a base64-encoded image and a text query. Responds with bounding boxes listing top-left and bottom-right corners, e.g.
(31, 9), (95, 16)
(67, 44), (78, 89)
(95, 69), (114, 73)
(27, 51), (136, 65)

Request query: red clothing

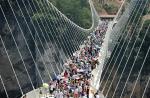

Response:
(64, 70), (68, 78)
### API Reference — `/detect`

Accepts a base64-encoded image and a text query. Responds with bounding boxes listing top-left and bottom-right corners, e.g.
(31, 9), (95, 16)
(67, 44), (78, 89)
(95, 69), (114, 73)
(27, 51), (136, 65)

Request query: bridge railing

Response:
(108, 0), (139, 53)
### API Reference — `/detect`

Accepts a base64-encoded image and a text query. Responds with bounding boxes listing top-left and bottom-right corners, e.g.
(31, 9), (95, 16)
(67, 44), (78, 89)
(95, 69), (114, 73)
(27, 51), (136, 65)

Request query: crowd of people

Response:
(41, 21), (108, 98)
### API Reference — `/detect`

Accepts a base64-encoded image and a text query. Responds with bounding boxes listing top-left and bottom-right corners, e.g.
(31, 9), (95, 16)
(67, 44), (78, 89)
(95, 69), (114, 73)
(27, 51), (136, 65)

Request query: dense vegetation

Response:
(49, 0), (92, 29)
(31, 0), (89, 56)
(93, 0), (119, 15)
(103, 3), (118, 14)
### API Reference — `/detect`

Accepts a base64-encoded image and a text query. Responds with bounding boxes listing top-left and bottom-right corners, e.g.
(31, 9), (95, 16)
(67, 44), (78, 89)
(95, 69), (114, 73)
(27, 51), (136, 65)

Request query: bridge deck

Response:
(21, 21), (112, 98)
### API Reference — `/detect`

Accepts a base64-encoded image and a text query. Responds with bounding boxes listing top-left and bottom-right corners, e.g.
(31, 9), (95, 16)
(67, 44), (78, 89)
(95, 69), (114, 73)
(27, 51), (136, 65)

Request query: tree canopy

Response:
(49, 0), (92, 29)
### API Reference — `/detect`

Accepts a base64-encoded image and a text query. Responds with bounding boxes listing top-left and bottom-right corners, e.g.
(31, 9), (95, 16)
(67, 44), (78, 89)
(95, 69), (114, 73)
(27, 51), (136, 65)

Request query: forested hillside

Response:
(49, 0), (92, 28)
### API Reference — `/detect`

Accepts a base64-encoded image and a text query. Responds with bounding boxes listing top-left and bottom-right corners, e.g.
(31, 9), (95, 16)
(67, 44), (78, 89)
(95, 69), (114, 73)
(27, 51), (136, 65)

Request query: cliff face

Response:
(0, 1), (37, 98)
(0, 0), (80, 98)
(101, 68), (150, 98)
(100, 3), (150, 97)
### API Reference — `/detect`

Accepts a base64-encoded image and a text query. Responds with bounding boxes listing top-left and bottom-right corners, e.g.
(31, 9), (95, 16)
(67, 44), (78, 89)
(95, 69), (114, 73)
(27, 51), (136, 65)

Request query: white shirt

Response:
(96, 94), (100, 98)
(78, 86), (82, 92)
(54, 91), (59, 98)
(74, 88), (79, 94)
(59, 91), (64, 98)
(50, 85), (54, 90)
(57, 75), (61, 80)
(80, 81), (84, 85)
(83, 94), (87, 98)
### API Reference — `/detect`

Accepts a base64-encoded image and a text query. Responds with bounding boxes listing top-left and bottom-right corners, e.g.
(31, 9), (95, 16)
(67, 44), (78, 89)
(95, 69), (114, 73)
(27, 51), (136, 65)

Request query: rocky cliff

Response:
(0, 0), (88, 98)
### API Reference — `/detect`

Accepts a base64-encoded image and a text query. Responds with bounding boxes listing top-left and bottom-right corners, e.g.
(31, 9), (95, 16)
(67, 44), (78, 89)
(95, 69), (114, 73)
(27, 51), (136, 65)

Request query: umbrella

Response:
(77, 69), (85, 73)
(72, 75), (80, 79)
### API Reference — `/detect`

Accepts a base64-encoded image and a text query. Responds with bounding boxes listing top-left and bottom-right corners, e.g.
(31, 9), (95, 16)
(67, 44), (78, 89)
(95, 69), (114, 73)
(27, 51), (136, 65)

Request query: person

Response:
(54, 90), (59, 98)
(53, 90), (57, 98)
(74, 86), (79, 98)
(95, 92), (100, 98)
(64, 70), (68, 78)
(78, 84), (82, 97)
(86, 86), (90, 98)
(59, 90), (64, 98)
(23, 95), (27, 98)
(49, 82), (54, 94)
(82, 92), (87, 98)
(57, 73), (62, 80)
(39, 88), (43, 98)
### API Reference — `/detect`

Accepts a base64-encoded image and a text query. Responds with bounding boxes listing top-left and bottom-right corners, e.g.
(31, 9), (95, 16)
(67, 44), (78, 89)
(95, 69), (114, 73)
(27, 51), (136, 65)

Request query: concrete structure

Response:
(100, 15), (116, 20)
